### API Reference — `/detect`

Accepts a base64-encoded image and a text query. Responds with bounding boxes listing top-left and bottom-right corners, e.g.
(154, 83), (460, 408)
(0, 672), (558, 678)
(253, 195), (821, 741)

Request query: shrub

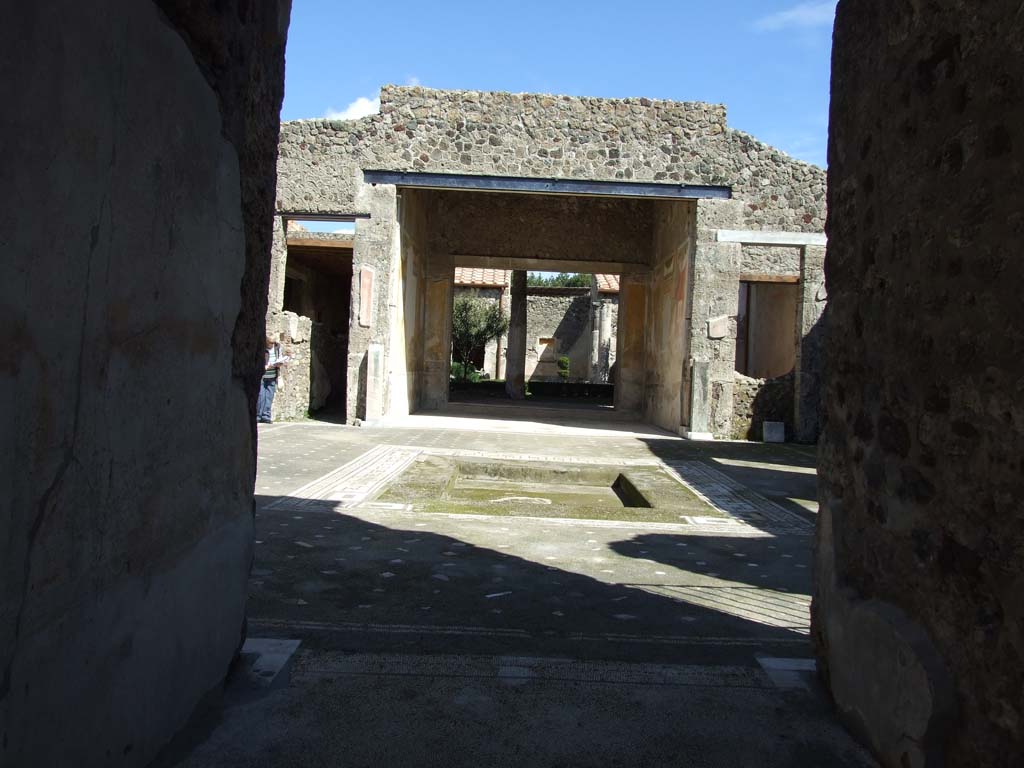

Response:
(450, 361), (481, 383)
(557, 356), (571, 380)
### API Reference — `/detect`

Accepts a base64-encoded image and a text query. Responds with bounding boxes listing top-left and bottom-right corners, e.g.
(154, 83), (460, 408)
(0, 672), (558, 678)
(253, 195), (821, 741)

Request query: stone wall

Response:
(277, 86), (826, 233)
(0, 2), (289, 766)
(740, 245), (801, 277)
(266, 312), (311, 420)
(525, 292), (591, 382)
(731, 372), (794, 440)
(272, 86), (826, 426)
(815, 2), (1024, 766)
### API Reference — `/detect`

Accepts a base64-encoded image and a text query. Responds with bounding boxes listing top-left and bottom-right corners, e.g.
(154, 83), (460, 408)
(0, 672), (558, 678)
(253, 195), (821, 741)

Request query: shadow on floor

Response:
(638, 437), (819, 519)
(248, 496), (811, 664)
(157, 496), (875, 768)
(308, 398), (347, 425)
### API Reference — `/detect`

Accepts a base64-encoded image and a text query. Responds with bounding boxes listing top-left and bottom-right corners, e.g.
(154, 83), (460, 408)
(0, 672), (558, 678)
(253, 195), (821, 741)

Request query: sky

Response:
(281, 1), (836, 168)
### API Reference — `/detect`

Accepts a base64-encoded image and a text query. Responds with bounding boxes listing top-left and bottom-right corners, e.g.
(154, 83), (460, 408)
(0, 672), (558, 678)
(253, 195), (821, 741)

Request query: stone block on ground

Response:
(763, 421), (785, 443)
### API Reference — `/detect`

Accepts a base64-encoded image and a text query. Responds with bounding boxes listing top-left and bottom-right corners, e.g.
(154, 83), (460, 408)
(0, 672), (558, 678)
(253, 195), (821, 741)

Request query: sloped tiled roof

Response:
(453, 267), (510, 287)
(595, 274), (620, 293)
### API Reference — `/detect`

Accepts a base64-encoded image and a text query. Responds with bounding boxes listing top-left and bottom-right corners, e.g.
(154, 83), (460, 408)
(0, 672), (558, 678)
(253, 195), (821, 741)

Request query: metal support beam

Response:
(363, 170), (732, 201)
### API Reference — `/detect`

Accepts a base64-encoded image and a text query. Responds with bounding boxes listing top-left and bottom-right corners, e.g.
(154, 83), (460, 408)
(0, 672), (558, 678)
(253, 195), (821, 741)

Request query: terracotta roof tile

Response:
(595, 274), (620, 293)
(453, 267), (510, 287)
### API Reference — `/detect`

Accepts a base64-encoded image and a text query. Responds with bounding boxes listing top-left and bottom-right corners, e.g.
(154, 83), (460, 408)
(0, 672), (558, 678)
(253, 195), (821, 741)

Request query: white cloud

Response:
(755, 2), (836, 31)
(406, 76), (421, 87)
(325, 95), (380, 121)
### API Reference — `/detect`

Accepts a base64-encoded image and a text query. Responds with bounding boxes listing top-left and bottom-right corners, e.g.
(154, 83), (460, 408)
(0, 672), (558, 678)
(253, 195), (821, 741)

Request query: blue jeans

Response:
(257, 377), (277, 422)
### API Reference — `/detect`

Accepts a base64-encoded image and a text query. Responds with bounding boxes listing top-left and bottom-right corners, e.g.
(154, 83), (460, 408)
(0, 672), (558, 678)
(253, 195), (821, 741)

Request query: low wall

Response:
(730, 372), (795, 440)
(266, 312), (311, 421)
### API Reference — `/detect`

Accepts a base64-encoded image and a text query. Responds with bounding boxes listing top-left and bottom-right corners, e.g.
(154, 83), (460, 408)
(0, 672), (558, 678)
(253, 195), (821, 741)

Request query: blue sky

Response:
(282, 1), (836, 168)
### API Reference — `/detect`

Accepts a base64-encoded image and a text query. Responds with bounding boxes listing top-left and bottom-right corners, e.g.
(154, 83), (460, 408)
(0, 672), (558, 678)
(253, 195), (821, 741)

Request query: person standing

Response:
(257, 335), (287, 423)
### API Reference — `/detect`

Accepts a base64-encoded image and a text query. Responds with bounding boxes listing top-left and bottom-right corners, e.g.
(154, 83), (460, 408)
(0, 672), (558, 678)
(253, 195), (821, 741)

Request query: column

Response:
(794, 244), (826, 442)
(504, 269), (527, 399)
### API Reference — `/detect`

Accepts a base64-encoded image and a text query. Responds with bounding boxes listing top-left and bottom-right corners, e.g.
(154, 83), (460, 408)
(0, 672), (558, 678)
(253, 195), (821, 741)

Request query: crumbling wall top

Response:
(277, 86), (825, 231)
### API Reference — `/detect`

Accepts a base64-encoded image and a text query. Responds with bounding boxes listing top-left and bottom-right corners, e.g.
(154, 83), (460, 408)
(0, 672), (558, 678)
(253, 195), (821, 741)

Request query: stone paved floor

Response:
(170, 413), (875, 768)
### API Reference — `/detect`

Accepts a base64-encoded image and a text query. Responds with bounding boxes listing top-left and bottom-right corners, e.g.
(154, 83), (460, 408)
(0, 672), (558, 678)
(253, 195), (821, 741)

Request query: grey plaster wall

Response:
(816, 2), (1023, 766)
(0, 2), (289, 766)
(277, 86), (825, 232)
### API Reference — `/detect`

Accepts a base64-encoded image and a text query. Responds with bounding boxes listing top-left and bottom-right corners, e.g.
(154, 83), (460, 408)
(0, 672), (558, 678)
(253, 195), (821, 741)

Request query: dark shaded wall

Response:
(815, 2), (1023, 766)
(426, 190), (654, 265)
(0, 2), (289, 766)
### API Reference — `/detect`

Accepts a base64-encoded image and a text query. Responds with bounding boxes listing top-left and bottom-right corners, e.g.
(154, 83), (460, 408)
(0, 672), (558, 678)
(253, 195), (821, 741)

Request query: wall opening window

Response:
(735, 280), (799, 378)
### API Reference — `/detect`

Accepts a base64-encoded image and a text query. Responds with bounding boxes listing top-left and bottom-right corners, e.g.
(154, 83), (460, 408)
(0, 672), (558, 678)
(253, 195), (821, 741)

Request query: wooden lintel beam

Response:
(739, 273), (800, 284)
(451, 254), (648, 275)
(287, 236), (355, 250)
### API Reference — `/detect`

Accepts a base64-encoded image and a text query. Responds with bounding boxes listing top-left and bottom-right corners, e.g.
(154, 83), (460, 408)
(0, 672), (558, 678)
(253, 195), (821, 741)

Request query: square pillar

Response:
(347, 183), (398, 422)
(614, 272), (648, 413)
(685, 199), (743, 438)
(421, 251), (454, 410)
(266, 215), (287, 318)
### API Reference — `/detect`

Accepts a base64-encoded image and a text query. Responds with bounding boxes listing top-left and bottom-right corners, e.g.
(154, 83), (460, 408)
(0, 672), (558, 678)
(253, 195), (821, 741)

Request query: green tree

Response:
(527, 272), (590, 288)
(451, 296), (509, 383)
